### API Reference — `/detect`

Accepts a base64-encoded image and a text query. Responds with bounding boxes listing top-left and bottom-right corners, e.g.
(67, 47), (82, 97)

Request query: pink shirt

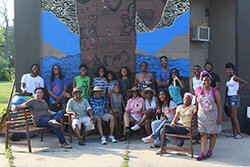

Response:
(195, 86), (216, 100)
(125, 97), (144, 116)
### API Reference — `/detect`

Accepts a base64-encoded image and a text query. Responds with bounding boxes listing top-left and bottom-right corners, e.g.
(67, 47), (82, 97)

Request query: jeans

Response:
(151, 120), (171, 144)
(36, 110), (66, 144)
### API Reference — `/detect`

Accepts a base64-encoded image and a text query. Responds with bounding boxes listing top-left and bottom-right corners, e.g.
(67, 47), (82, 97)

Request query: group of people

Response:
(15, 56), (247, 161)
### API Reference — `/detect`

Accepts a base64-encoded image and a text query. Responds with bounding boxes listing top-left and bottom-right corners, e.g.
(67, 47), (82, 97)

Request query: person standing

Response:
(190, 65), (202, 94)
(118, 66), (133, 101)
(73, 64), (91, 99)
(204, 62), (221, 90)
(135, 62), (155, 91)
(168, 68), (185, 106)
(20, 64), (44, 96)
(47, 64), (69, 111)
(156, 56), (170, 92)
(225, 63), (248, 139)
(195, 71), (222, 161)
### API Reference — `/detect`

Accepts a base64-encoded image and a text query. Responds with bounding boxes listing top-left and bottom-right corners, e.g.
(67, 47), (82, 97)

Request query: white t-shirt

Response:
(161, 100), (177, 121)
(21, 73), (44, 96)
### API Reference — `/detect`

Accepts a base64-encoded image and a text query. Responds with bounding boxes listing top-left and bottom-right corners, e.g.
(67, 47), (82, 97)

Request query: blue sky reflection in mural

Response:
(41, 0), (190, 87)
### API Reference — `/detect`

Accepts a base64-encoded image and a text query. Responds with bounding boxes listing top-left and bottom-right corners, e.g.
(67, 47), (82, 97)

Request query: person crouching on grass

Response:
(195, 71), (222, 161)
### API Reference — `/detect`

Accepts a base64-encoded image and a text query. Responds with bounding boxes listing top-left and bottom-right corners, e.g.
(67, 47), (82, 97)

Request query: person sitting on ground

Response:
(131, 87), (157, 135)
(20, 64), (44, 96)
(47, 64), (70, 111)
(73, 64), (91, 99)
(66, 88), (95, 146)
(142, 92), (196, 154)
(120, 87), (144, 141)
(135, 62), (155, 91)
(88, 86), (117, 145)
(141, 90), (177, 147)
(12, 87), (71, 149)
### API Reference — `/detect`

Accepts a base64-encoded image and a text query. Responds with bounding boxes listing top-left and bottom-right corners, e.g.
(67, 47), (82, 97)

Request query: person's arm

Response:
(12, 103), (28, 111)
(189, 78), (194, 94)
(149, 73), (155, 89)
(214, 90), (222, 125)
(87, 108), (94, 123)
(134, 74), (139, 86)
(170, 111), (180, 127)
(176, 77), (185, 89)
(20, 83), (26, 93)
(72, 78), (76, 89)
(233, 76), (248, 93)
(215, 82), (220, 91)
(20, 75), (26, 93)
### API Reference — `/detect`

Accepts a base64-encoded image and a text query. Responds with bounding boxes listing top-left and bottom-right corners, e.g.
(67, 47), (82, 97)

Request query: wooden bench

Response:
(5, 108), (48, 153)
(160, 113), (199, 157)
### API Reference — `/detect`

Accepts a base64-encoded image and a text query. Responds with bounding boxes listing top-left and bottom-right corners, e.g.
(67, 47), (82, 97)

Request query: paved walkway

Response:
(0, 130), (250, 167)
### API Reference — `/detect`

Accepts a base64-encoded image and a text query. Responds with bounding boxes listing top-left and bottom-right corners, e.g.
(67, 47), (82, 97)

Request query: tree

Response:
(0, 0), (13, 68)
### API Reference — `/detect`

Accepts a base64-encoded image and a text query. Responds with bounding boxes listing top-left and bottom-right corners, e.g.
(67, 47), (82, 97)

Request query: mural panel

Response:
(41, 0), (190, 87)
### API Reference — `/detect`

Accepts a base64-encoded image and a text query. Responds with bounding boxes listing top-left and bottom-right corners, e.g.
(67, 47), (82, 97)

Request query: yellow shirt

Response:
(176, 104), (196, 127)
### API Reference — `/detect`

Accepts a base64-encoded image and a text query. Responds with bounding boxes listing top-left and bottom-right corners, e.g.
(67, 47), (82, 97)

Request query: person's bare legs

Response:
(208, 134), (217, 152)
(123, 112), (130, 135)
(74, 125), (81, 138)
(137, 114), (148, 126)
(109, 115), (115, 135)
(200, 133), (208, 154)
(96, 117), (104, 137)
(144, 119), (152, 135)
(231, 106), (241, 135)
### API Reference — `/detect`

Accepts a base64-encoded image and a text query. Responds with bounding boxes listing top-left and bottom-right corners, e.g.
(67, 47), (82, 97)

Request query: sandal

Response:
(78, 138), (86, 146)
(150, 144), (160, 148)
(226, 133), (235, 138)
(234, 135), (243, 139)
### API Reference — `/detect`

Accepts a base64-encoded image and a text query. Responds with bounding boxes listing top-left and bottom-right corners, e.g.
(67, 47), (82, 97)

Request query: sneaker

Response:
(48, 119), (62, 128)
(142, 136), (154, 143)
(234, 135), (243, 139)
(155, 149), (167, 155)
(59, 142), (72, 149)
(101, 136), (107, 145)
(131, 124), (141, 131)
(108, 135), (117, 143)
(196, 152), (207, 161)
(206, 150), (212, 158)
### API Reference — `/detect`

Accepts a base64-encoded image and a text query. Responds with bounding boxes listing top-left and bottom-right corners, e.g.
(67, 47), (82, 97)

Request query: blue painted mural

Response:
(41, 0), (190, 88)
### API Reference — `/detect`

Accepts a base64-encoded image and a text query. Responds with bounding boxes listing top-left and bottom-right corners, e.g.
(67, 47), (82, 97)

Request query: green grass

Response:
(121, 150), (130, 167)
(0, 81), (13, 119)
(5, 146), (15, 167)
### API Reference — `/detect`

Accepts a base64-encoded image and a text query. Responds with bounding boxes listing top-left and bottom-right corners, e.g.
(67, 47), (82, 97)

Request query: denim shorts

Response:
(225, 95), (240, 107)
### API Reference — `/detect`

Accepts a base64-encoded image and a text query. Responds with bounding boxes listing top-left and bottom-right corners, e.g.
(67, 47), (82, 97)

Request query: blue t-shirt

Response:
(47, 77), (66, 104)
(168, 85), (183, 105)
(88, 96), (109, 115)
(156, 68), (170, 91)
(92, 77), (108, 96)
